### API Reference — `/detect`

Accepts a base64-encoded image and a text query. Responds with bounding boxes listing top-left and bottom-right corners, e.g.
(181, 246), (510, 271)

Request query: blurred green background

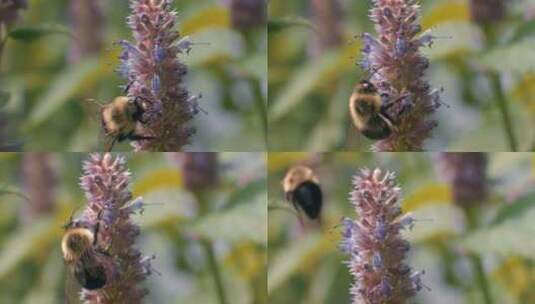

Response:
(268, 0), (535, 151)
(268, 152), (535, 304)
(0, 152), (267, 304)
(0, 0), (267, 151)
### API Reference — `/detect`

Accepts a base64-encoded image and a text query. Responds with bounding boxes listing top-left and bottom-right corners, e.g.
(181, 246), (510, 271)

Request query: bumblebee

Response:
(349, 80), (399, 140)
(100, 96), (153, 151)
(282, 166), (323, 225)
(61, 214), (115, 291)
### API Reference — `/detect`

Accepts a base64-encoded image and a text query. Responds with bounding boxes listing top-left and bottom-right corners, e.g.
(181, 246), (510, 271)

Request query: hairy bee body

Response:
(282, 166), (323, 221)
(349, 80), (394, 140)
(100, 96), (151, 151)
(62, 219), (111, 290)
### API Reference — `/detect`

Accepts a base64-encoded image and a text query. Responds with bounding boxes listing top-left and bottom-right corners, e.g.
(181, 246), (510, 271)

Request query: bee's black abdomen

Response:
(362, 126), (392, 140)
(292, 181), (323, 220)
(75, 265), (107, 290)
(361, 115), (392, 140)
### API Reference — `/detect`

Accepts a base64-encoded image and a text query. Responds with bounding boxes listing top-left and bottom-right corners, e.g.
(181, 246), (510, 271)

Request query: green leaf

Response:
(134, 189), (196, 229)
(237, 52), (267, 80)
(405, 204), (464, 243)
(268, 233), (323, 293)
(480, 38), (535, 74)
(459, 208), (535, 259)
(491, 195), (535, 225)
(268, 17), (316, 33)
(305, 255), (339, 304)
(306, 80), (352, 150)
(225, 178), (266, 208)
(422, 21), (481, 60)
(269, 50), (340, 120)
(24, 57), (100, 129)
(510, 20), (535, 43)
(421, 1), (469, 29)
(188, 200), (266, 244)
(0, 184), (29, 201)
(0, 91), (10, 108)
(0, 217), (57, 279)
(182, 28), (243, 67)
(21, 249), (64, 304)
(268, 199), (298, 216)
(8, 24), (72, 42)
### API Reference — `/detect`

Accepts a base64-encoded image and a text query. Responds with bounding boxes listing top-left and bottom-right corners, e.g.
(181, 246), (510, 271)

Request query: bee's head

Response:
(357, 80), (377, 94)
(128, 97), (148, 122)
(282, 166), (318, 193)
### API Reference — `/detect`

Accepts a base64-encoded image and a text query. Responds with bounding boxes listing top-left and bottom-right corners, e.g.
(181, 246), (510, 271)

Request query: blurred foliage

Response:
(0, 0), (266, 151)
(0, 152), (267, 304)
(268, 0), (535, 151)
(267, 152), (535, 304)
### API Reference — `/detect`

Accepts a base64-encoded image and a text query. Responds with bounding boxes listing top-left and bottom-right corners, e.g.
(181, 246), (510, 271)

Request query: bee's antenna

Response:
(63, 207), (81, 229)
(85, 98), (105, 108)
(122, 81), (134, 94)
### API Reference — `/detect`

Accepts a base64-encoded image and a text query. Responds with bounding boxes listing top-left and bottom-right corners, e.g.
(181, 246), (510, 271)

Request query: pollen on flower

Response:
(341, 168), (424, 304)
(360, 0), (442, 151)
(78, 153), (153, 304)
(119, 0), (202, 151)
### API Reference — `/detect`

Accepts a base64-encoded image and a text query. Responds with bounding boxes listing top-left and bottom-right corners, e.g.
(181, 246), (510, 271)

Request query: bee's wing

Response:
(64, 263), (82, 304)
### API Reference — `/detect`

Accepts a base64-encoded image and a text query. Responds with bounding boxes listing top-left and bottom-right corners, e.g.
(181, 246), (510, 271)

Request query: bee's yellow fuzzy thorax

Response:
(61, 228), (94, 262)
(282, 166), (318, 193)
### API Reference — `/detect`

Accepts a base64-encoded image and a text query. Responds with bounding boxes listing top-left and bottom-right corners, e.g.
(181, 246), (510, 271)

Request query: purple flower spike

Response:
(362, 0), (442, 151)
(342, 168), (424, 304)
(0, 0), (27, 27)
(78, 153), (153, 303)
(469, 0), (506, 25)
(120, 0), (201, 151)
(436, 152), (488, 207)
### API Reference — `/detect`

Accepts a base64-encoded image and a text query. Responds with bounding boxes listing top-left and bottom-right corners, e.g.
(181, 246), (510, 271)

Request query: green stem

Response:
(470, 254), (493, 304)
(244, 29), (267, 145)
(465, 206), (493, 304)
(202, 240), (228, 304)
(483, 25), (518, 151)
(195, 191), (228, 304)
(252, 78), (267, 143)
(0, 27), (7, 71)
(490, 72), (518, 151)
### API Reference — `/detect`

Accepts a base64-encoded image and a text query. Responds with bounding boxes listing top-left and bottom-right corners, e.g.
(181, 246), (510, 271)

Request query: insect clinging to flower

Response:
(282, 165), (323, 227)
(349, 79), (412, 140)
(98, 96), (154, 151)
(61, 211), (116, 291)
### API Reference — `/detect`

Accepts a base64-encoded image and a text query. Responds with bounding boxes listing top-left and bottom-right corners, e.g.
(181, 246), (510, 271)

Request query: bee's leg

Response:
(378, 113), (398, 132)
(123, 80), (133, 94)
(394, 95), (413, 116)
(128, 133), (155, 141)
(290, 200), (306, 229)
(93, 211), (102, 246)
(105, 137), (118, 152)
(381, 95), (413, 124)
